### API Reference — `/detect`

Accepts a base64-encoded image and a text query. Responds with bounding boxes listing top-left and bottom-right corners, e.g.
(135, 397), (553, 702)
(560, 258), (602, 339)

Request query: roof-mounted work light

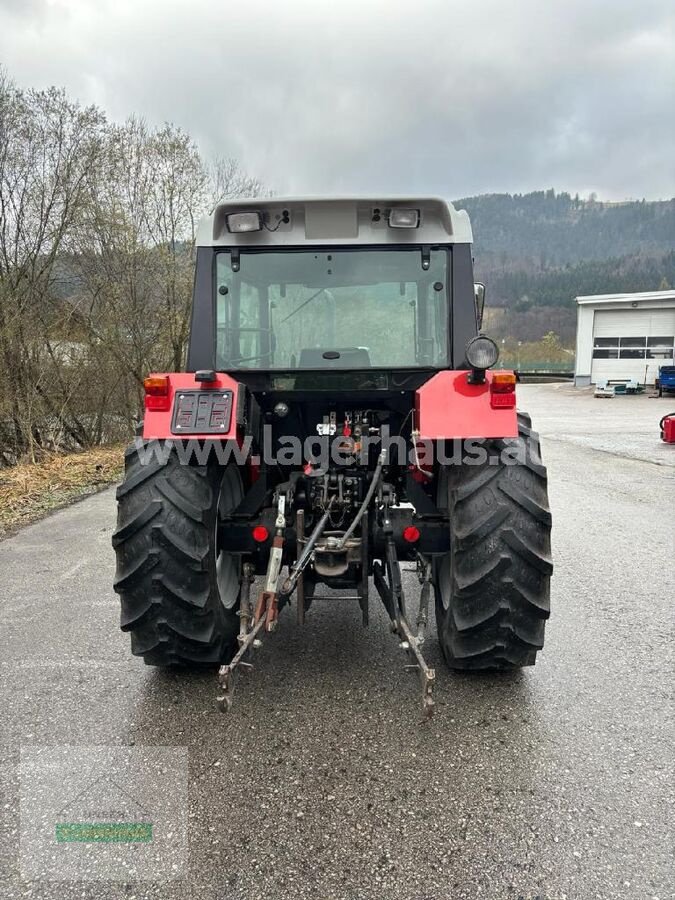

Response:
(388, 207), (420, 228)
(226, 211), (263, 233)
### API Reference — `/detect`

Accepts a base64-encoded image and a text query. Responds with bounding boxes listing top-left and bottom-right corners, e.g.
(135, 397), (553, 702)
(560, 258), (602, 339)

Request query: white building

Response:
(574, 290), (675, 386)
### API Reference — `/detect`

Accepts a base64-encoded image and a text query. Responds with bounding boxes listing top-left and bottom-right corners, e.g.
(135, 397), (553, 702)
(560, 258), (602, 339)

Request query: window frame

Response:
(592, 334), (675, 362)
(212, 244), (453, 372)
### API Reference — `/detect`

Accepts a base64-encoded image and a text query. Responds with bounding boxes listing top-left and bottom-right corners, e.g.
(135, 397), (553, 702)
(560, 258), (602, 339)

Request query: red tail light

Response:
(490, 372), (516, 409)
(144, 375), (170, 411)
(403, 525), (421, 543)
(252, 525), (269, 543)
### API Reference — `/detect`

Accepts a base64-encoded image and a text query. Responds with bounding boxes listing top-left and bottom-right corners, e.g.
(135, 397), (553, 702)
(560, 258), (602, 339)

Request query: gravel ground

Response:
(0, 384), (672, 900)
(523, 381), (675, 467)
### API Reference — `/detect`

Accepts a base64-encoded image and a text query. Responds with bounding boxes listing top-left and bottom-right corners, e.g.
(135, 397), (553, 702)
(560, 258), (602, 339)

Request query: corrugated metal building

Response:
(574, 290), (675, 386)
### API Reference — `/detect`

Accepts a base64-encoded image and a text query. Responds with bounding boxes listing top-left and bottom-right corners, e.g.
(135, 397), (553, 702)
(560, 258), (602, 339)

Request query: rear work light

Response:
(466, 335), (499, 370)
(143, 375), (170, 412)
(490, 372), (517, 409)
(226, 211), (263, 233)
(389, 208), (420, 228)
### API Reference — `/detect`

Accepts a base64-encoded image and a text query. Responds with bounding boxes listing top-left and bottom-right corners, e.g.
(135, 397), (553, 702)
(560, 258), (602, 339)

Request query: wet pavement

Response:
(0, 384), (673, 899)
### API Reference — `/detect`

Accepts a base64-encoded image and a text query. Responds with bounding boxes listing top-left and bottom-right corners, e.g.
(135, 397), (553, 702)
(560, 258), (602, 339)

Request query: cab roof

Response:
(196, 196), (473, 248)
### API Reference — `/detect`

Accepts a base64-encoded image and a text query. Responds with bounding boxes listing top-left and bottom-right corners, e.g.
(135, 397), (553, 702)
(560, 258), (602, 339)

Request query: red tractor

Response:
(113, 198), (553, 717)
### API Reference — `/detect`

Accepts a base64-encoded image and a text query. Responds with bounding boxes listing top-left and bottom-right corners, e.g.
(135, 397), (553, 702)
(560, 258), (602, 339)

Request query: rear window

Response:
(214, 248), (449, 370)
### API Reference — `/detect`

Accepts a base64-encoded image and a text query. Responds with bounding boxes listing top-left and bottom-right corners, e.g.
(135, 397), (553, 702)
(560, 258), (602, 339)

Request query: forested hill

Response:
(454, 191), (675, 267)
(451, 191), (675, 345)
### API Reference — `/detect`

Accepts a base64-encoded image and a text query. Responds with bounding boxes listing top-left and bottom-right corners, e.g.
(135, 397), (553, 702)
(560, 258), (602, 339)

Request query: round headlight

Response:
(466, 335), (499, 370)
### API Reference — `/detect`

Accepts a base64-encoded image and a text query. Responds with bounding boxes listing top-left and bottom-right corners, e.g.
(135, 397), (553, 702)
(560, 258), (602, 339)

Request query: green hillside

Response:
(456, 191), (675, 265)
(454, 191), (675, 345)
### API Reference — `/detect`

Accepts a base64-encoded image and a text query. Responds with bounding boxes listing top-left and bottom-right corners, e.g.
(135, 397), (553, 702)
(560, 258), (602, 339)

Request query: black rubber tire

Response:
(434, 411), (553, 670)
(112, 440), (242, 666)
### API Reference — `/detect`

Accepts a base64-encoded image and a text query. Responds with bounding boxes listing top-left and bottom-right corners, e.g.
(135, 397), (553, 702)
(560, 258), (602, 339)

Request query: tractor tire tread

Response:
(113, 441), (240, 667)
(435, 410), (552, 671)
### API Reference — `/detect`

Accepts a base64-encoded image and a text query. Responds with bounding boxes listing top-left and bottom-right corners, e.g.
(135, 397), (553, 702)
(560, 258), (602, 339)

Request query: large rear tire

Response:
(434, 411), (552, 670)
(113, 440), (242, 666)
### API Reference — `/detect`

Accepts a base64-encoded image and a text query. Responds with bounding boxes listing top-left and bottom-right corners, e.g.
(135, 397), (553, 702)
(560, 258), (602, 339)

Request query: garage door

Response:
(591, 308), (675, 383)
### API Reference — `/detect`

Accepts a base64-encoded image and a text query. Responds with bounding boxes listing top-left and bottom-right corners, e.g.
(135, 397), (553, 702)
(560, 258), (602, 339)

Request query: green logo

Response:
(55, 822), (152, 843)
(56, 775), (153, 844)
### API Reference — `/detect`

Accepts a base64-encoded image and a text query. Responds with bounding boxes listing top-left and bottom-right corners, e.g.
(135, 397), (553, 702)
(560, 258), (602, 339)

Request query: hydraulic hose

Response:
(335, 451), (386, 551)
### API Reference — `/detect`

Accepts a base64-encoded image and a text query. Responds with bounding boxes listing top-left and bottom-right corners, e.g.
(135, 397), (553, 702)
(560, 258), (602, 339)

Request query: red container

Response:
(661, 414), (675, 443)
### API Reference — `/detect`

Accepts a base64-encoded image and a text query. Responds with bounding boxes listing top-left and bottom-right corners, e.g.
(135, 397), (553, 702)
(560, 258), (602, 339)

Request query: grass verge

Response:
(0, 444), (124, 538)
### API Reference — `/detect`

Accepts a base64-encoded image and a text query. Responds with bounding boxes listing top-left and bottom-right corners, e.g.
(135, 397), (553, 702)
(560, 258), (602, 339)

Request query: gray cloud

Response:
(1, 0), (674, 199)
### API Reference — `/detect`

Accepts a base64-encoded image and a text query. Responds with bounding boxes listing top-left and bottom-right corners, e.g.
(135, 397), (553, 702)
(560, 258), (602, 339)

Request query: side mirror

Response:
(474, 282), (486, 329)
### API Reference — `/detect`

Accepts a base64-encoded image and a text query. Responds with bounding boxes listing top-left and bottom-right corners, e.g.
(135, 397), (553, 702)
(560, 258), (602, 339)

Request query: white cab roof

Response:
(196, 196), (473, 247)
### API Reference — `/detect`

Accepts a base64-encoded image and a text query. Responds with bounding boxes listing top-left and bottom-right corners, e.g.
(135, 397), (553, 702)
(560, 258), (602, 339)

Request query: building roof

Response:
(196, 196), (473, 247)
(575, 289), (675, 306)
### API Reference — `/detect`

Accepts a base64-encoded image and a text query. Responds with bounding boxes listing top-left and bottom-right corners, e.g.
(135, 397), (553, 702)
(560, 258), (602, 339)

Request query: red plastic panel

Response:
(415, 370), (518, 439)
(142, 373), (242, 440)
(662, 415), (675, 443)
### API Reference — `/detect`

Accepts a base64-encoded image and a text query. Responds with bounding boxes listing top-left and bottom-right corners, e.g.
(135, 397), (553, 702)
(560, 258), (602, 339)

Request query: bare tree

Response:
(76, 122), (269, 432)
(0, 67), (267, 463)
(0, 71), (105, 459)
(208, 155), (268, 208)
(146, 124), (208, 371)
(75, 119), (205, 423)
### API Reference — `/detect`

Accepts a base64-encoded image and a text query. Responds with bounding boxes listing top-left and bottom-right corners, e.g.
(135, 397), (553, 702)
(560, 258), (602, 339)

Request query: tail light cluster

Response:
(490, 373), (517, 409)
(143, 375), (170, 411)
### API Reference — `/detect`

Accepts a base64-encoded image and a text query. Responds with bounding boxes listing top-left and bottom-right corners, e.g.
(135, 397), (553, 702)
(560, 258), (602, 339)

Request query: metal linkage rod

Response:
(415, 555), (433, 646)
(296, 509), (306, 625)
(237, 563), (256, 645)
(217, 613), (267, 712)
(373, 525), (436, 720)
(217, 491), (289, 712)
(253, 491), (287, 633)
(398, 614), (436, 720)
(280, 498), (334, 597)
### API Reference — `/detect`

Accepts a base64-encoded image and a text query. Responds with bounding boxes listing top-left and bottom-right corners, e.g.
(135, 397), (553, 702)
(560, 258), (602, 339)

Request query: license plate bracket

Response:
(171, 390), (233, 434)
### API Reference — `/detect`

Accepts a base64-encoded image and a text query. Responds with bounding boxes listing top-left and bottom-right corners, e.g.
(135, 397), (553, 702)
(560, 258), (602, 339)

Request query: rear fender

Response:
(142, 372), (245, 441)
(415, 370), (518, 439)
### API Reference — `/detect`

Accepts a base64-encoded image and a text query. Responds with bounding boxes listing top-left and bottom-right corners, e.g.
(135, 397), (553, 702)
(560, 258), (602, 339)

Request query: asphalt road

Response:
(1, 384), (673, 900)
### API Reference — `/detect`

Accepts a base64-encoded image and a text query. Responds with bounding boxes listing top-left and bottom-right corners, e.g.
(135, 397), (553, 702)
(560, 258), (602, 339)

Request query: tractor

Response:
(113, 198), (553, 717)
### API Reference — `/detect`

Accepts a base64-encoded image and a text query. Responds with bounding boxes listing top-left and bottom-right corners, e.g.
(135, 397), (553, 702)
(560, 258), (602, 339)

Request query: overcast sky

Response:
(1, 0), (674, 200)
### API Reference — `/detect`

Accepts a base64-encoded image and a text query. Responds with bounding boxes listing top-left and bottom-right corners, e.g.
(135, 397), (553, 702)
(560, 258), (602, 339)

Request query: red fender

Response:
(415, 370), (518, 439)
(142, 372), (243, 440)
(141, 369), (517, 442)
